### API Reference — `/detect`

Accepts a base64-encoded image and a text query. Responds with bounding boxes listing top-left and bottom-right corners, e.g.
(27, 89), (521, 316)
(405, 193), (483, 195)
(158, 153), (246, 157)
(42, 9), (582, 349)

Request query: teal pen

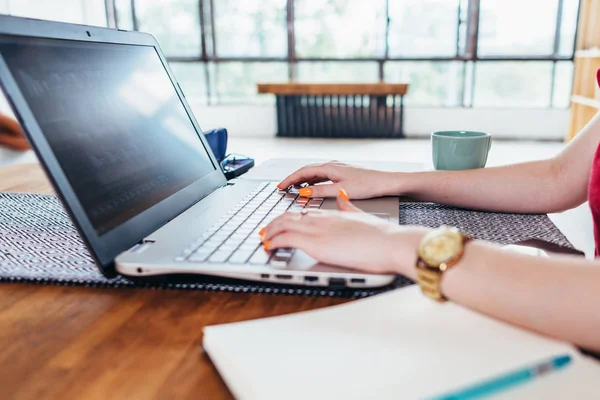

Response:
(428, 354), (572, 400)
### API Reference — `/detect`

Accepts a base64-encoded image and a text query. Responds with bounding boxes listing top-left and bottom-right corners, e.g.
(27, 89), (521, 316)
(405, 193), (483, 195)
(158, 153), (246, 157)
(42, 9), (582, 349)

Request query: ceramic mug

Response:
(431, 130), (492, 170)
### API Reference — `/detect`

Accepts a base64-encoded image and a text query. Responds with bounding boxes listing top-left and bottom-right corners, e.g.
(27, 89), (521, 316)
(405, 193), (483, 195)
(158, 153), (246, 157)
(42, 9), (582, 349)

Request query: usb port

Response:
(304, 276), (318, 282)
(260, 273), (270, 279)
(328, 277), (346, 288)
(350, 278), (366, 284)
(275, 274), (292, 280)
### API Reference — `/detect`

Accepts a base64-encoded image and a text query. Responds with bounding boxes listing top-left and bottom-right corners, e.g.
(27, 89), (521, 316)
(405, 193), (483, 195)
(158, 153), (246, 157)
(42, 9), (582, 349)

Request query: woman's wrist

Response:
(387, 227), (429, 279)
(379, 171), (420, 197)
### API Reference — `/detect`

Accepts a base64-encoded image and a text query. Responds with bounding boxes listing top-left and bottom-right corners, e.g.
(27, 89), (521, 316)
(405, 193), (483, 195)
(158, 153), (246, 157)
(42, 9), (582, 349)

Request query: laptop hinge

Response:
(128, 241), (154, 254)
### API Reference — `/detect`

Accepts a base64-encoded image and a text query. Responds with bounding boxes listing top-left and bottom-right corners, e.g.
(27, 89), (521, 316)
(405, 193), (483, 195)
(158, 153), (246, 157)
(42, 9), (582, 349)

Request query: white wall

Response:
(189, 102), (570, 140)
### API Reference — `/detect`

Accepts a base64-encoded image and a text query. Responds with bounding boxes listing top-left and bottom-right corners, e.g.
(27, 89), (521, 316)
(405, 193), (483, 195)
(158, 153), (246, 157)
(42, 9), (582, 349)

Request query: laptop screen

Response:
(0, 37), (216, 235)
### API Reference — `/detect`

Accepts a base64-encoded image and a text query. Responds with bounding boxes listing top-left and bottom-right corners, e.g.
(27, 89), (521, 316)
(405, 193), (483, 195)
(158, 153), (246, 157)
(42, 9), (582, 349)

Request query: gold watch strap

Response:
(416, 261), (447, 302)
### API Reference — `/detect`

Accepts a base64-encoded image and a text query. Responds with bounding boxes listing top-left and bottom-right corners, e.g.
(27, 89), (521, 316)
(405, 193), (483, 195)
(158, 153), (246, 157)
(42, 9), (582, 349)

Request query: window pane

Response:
(169, 62), (208, 103)
(553, 61), (574, 108)
(135, 0), (201, 57)
(463, 61), (475, 107)
(213, 0), (287, 57)
(388, 0), (460, 57)
(295, 0), (386, 58)
(215, 62), (288, 104)
(5, 0), (107, 26)
(473, 62), (553, 107)
(478, 0), (559, 56)
(385, 62), (464, 106)
(115, 0), (134, 30)
(296, 62), (379, 83)
(559, 0), (580, 56)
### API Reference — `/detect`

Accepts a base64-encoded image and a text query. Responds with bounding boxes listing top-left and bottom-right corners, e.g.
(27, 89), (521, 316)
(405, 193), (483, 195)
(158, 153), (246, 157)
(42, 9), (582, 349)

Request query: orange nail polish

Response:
(299, 187), (312, 197)
(264, 241), (272, 250)
(258, 227), (265, 236)
(339, 189), (350, 202)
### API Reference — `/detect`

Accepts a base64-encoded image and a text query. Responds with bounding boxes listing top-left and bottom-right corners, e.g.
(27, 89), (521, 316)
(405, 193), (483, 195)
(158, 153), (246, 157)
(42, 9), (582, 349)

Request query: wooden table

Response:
(0, 163), (349, 399)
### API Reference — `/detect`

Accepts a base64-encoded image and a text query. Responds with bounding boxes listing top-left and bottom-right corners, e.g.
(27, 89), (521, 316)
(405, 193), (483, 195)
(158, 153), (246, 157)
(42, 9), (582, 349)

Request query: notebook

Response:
(203, 286), (600, 400)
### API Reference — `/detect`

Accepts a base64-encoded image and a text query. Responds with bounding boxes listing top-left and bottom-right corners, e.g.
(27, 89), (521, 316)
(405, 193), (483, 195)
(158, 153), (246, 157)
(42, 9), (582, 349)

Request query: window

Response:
(1, 0), (107, 26)
(478, 0), (559, 56)
(553, 61), (575, 108)
(387, 0), (460, 57)
(473, 62), (554, 107)
(214, 62), (288, 104)
(169, 62), (208, 103)
(558, 0), (580, 56)
(115, 0), (134, 30)
(213, 0), (287, 57)
(385, 62), (464, 107)
(134, 0), (201, 57)
(4, 0), (579, 108)
(294, 0), (386, 58)
(296, 62), (379, 83)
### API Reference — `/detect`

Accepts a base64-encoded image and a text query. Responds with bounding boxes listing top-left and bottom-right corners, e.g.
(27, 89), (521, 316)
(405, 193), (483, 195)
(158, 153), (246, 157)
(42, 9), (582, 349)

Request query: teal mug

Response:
(431, 131), (492, 170)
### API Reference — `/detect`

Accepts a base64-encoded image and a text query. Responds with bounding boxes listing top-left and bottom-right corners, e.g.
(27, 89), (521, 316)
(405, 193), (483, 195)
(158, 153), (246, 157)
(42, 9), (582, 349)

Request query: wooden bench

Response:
(257, 83), (409, 139)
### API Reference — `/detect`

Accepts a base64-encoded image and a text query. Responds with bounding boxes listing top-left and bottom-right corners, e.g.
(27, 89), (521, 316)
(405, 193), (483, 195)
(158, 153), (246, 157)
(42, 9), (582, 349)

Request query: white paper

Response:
(203, 286), (600, 400)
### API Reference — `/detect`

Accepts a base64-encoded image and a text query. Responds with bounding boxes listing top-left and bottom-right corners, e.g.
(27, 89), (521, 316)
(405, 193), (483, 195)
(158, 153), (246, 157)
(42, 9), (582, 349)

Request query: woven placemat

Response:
(399, 203), (573, 247)
(0, 193), (572, 297)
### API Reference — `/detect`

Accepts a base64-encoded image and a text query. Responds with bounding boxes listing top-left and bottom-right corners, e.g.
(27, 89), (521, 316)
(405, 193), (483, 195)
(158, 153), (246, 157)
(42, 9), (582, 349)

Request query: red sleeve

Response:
(597, 68), (600, 88)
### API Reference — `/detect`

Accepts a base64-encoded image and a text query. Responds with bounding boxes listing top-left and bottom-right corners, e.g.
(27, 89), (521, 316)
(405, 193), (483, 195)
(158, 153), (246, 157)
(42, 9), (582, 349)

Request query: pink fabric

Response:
(587, 69), (600, 256)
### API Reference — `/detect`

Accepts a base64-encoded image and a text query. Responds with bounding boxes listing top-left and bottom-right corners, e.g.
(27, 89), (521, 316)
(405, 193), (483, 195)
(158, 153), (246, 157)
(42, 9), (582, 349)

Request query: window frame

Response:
(106, 0), (580, 107)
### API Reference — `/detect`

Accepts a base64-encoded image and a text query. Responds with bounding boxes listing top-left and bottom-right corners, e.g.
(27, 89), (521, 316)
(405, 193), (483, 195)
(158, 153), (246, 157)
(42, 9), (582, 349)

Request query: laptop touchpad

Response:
(319, 198), (392, 221)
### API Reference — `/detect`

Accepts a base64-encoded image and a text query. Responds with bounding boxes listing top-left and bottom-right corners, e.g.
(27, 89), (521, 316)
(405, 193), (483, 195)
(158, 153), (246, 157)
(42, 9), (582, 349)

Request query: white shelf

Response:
(572, 95), (600, 109)
(575, 49), (600, 58)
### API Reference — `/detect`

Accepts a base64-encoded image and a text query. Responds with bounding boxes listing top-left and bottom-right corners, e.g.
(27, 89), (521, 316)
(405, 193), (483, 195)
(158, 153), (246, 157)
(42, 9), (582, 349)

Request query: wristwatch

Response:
(416, 226), (471, 302)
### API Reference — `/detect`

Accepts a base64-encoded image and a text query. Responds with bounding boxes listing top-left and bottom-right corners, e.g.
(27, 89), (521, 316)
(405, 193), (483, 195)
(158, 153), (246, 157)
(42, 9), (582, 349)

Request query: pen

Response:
(428, 354), (572, 400)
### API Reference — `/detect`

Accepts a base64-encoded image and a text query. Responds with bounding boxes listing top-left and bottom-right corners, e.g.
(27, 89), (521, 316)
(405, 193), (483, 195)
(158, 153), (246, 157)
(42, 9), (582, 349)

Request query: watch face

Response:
(418, 228), (464, 267)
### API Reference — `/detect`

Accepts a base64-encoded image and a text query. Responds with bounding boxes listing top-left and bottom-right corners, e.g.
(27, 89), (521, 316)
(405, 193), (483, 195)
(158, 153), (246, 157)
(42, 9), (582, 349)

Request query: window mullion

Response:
(130, 0), (138, 31)
(464, 0), (480, 61)
(198, 0), (212, 104)
(199, 0), (207, 61)
(286, 0), (296, 80)
(455, 0), (462, 56)
(550, 0), (565, 109)
(104, 0), (117, 28)
(382, 0), (390, 81)
(209, 0), (217, 58)
(464, 0), (480, 108)
(553, 0), (565, 57)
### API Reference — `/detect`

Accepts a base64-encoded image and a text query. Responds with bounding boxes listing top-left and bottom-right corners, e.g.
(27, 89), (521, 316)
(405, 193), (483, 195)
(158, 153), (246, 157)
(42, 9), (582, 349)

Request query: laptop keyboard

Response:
(175, 182), (324, 267)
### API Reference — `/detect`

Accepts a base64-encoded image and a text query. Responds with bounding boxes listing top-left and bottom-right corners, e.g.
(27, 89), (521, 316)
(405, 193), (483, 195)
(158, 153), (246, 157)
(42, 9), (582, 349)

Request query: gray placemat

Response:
(0, 192), (412, 297)
(0, 193), (572, 297)
(399, 203), (573, 247)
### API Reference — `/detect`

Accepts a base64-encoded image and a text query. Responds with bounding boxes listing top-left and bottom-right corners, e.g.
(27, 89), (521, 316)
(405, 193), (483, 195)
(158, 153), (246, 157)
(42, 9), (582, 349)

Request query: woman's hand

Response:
(277, 161), (398, 199)
(260, 190), (426, 275)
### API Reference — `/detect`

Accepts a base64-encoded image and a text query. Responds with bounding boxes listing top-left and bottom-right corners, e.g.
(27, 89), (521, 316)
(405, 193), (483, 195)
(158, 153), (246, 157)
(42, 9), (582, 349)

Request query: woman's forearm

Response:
(386, 113), (600, 214)
(395, 230), (600, 352)
(387, 158), (578, 214)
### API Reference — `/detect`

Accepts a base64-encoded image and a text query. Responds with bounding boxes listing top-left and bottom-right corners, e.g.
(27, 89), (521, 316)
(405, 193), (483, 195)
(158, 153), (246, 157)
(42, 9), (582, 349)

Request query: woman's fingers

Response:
(336, 189), (363, 212)
(298, 183), (340, 198)
(277, 163), (336, 189)
(260, 210), (321, 242)
(265, 232), (314, 252)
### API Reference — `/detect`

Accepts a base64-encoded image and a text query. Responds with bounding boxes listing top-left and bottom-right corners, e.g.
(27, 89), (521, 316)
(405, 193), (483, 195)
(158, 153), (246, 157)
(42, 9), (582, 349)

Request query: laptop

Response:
(0, 16), (399, 288)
